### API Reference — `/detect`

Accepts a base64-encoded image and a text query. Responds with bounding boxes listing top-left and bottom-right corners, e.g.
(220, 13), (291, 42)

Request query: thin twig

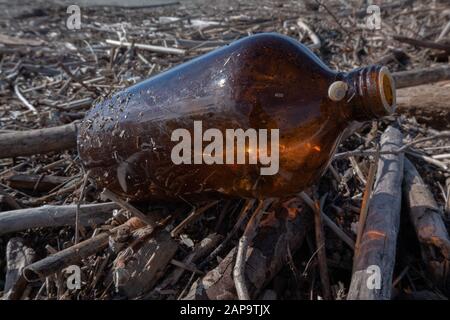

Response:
(299, 192), (355, 249)
(105, 39), (186, 55)
(170, 201), (219, 237)
(75, 170), (90, 244)
(313, 199), (332, 300)
(200, 199), (256, 268)
(354, 148), (380, 256)
(101, 188), (157, 227)
(14, 84), (38, 114)
(313, 0), (351, 35)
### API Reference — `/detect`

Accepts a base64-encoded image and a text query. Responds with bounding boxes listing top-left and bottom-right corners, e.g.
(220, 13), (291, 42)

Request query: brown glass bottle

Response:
(78, 33), (396, 201)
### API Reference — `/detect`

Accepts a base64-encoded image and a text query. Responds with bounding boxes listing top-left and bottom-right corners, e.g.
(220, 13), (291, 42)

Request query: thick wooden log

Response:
(393, 66), (450, 89)
(347, 126), (404, 300)
(2, 238), (35, 300)
(0, 202), (118, 235)
(0, 122), (78, 159)
(403, 158), (450, 288)
(396, 82), (450, 129)
(183, 201), (312, 300)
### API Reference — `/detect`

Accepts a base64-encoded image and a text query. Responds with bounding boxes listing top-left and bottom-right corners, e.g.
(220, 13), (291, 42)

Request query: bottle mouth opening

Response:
(378, 66), (396, 115)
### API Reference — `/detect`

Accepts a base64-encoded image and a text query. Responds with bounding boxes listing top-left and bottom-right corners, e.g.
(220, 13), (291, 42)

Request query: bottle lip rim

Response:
(378, 66), (397, 115)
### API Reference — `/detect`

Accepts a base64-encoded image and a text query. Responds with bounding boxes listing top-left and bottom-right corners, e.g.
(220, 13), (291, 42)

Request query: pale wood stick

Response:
(105, 39), (185, 55)
(14, 83), (38, 114)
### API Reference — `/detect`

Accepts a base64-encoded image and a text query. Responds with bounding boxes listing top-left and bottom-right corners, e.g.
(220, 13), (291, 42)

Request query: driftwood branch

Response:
(393, 66), (450, 89)
(347, 126), (404, 300)
(393, 35), (450, 53)
(403, 158), (450, 289)
(0, 122), (78, 159)
(0, 202), (118, 235)
(23, 219), (145, 281)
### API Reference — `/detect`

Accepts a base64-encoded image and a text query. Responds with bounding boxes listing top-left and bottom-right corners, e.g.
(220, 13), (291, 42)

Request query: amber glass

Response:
(78, 33), (396, 201)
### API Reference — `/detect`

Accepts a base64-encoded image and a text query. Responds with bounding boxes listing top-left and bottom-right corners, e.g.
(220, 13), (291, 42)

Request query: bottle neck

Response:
(343, 65), (396, 122)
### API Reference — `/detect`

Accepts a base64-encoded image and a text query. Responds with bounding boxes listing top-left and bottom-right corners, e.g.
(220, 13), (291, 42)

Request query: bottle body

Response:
(78, 33), (395, 201)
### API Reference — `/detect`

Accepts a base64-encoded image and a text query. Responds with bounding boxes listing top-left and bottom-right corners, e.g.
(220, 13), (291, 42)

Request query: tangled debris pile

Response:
(0, 0), (450, 300)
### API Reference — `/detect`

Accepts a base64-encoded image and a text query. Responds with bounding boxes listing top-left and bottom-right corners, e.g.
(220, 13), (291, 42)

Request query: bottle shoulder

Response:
(232, 33), (334, 74)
